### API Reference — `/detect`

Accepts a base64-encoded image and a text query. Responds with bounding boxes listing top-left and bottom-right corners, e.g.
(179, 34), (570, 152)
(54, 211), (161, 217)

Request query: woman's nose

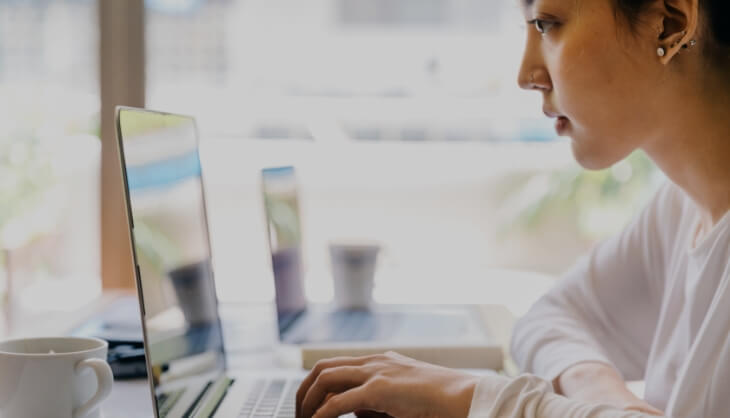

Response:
(518, 66), (551, 91)
(517, 40), (552, 92)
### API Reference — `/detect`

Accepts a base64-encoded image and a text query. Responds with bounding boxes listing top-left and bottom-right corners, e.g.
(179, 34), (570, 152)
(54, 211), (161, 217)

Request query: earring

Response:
(682, 39), (697, 49)
(657, 47), (666, 57)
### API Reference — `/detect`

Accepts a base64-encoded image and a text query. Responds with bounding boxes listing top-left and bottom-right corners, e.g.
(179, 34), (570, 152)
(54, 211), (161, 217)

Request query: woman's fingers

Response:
(295, 352), (475, 418)
(299, 365), (371, 418)
(296, 355), (382, 418)
(311, 386), (374, 418)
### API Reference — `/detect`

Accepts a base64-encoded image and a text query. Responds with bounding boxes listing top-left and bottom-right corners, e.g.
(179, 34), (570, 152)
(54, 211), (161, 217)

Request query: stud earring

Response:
(657, 47), (666, 57)
(682, 39), (697, 49)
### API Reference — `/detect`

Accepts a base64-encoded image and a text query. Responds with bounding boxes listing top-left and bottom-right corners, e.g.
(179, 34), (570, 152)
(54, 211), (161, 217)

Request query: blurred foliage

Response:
(0, 90), (99, 252)
(0, 133), (57, 302)
(501, 151), (661, 241)
(0, 137), (56, 241)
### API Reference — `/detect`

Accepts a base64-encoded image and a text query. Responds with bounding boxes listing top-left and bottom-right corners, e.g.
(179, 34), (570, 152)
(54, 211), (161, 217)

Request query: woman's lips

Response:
(543, 108), (570, 135)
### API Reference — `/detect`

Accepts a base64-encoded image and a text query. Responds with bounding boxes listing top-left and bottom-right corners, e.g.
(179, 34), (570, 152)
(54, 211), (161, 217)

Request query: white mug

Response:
(329, 242), (380, 310)
(0, 336), (113, 418)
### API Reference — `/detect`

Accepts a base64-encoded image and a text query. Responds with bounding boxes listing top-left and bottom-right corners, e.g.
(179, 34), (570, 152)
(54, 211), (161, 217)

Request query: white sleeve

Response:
(467, 374), (660, 418)
(510, 184), (674, 382)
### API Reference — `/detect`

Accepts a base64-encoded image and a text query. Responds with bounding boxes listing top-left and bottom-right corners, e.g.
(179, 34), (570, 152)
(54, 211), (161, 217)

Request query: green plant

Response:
(501, 150), (660, 241)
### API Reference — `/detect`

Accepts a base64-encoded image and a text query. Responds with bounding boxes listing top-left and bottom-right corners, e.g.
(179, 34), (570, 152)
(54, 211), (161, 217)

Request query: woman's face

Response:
(519, 0), (662, 169)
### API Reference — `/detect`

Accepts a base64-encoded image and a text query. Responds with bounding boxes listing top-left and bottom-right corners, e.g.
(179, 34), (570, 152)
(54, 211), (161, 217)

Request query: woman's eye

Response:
(530, 19), (557, 35)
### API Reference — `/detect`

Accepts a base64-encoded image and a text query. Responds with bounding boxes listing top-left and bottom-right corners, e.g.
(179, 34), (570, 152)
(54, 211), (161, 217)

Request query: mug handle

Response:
(73, 358), (114, 418)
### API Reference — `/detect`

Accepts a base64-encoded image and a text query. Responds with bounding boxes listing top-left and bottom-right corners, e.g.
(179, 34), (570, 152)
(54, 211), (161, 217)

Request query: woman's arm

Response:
(510, 184), (679, 407)
(469, 373), (663, 418)
(555, 362), (662, 415)
(294, 352), (663, 418)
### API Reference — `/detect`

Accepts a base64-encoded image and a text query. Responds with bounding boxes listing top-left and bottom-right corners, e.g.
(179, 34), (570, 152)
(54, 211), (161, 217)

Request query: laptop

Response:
(116, 107), (306, 417)
(260, 166), (491, 345)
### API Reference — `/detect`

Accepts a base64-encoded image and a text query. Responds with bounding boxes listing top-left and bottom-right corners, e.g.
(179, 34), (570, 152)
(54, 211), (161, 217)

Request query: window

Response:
(0, 0), (100, 315)
(143, 0), (657, 306)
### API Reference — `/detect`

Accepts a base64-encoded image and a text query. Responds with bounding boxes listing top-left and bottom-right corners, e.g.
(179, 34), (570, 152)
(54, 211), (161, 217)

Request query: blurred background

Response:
(0, 0), (664, 327)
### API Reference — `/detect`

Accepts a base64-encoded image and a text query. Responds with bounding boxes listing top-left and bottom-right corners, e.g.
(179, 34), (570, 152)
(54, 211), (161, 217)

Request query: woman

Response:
(295, 0), (730, 416)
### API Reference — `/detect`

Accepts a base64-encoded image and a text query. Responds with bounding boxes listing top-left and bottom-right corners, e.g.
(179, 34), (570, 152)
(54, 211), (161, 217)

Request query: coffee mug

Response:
(0, 336), (113, 418)
(329, 242), (380, 310)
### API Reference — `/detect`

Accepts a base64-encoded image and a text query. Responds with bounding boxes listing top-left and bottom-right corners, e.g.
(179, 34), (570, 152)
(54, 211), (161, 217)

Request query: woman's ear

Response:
(656, 0), (699, 64)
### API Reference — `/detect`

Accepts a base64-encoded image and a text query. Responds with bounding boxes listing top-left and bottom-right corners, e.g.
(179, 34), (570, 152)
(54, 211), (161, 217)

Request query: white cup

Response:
(329, 242), (380, 310)
(0, 336), (113, 418)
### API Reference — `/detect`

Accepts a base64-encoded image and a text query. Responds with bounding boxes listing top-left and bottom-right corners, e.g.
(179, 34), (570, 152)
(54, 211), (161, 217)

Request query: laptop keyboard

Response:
(158, 388), (187, 417)
(239, 379), (300, 418)
(158, 378), (299, 418)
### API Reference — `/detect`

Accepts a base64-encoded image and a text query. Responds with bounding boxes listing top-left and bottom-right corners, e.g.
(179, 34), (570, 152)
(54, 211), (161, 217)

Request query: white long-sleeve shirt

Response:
(468, 182), (730, 417)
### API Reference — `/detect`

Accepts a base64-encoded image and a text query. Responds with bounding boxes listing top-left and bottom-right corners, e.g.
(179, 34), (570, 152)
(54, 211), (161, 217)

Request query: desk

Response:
(98, 304), (516, 418)
(1, 270), (552, 417)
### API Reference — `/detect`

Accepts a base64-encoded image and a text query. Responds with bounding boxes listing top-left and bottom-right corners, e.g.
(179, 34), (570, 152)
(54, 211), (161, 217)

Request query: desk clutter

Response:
(72, 298), (147, 379)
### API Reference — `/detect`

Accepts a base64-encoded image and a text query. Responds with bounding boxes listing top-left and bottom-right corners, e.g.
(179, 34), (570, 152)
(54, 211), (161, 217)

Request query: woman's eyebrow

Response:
(521, 0), (535, 12)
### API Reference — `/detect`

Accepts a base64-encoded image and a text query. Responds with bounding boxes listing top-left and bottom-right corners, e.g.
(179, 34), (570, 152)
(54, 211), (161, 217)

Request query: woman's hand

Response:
(295, 351), (480, 418)
(556, 362), (663, 416)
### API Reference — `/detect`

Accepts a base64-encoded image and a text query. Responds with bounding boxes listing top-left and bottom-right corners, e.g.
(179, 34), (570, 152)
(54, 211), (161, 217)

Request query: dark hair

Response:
(614, 0), (730, 69)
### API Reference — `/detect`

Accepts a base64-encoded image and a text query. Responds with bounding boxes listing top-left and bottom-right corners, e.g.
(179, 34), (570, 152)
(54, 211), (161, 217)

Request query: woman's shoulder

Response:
(653, 180), (689, 208)
(646, 180), (695, 225)
(639, 181), (702, 255)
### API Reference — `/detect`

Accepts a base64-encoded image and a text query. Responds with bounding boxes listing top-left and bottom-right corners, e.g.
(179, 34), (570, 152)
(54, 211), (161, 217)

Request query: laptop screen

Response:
(117, 108), (227, 416)
(261, 166), (307, 336)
